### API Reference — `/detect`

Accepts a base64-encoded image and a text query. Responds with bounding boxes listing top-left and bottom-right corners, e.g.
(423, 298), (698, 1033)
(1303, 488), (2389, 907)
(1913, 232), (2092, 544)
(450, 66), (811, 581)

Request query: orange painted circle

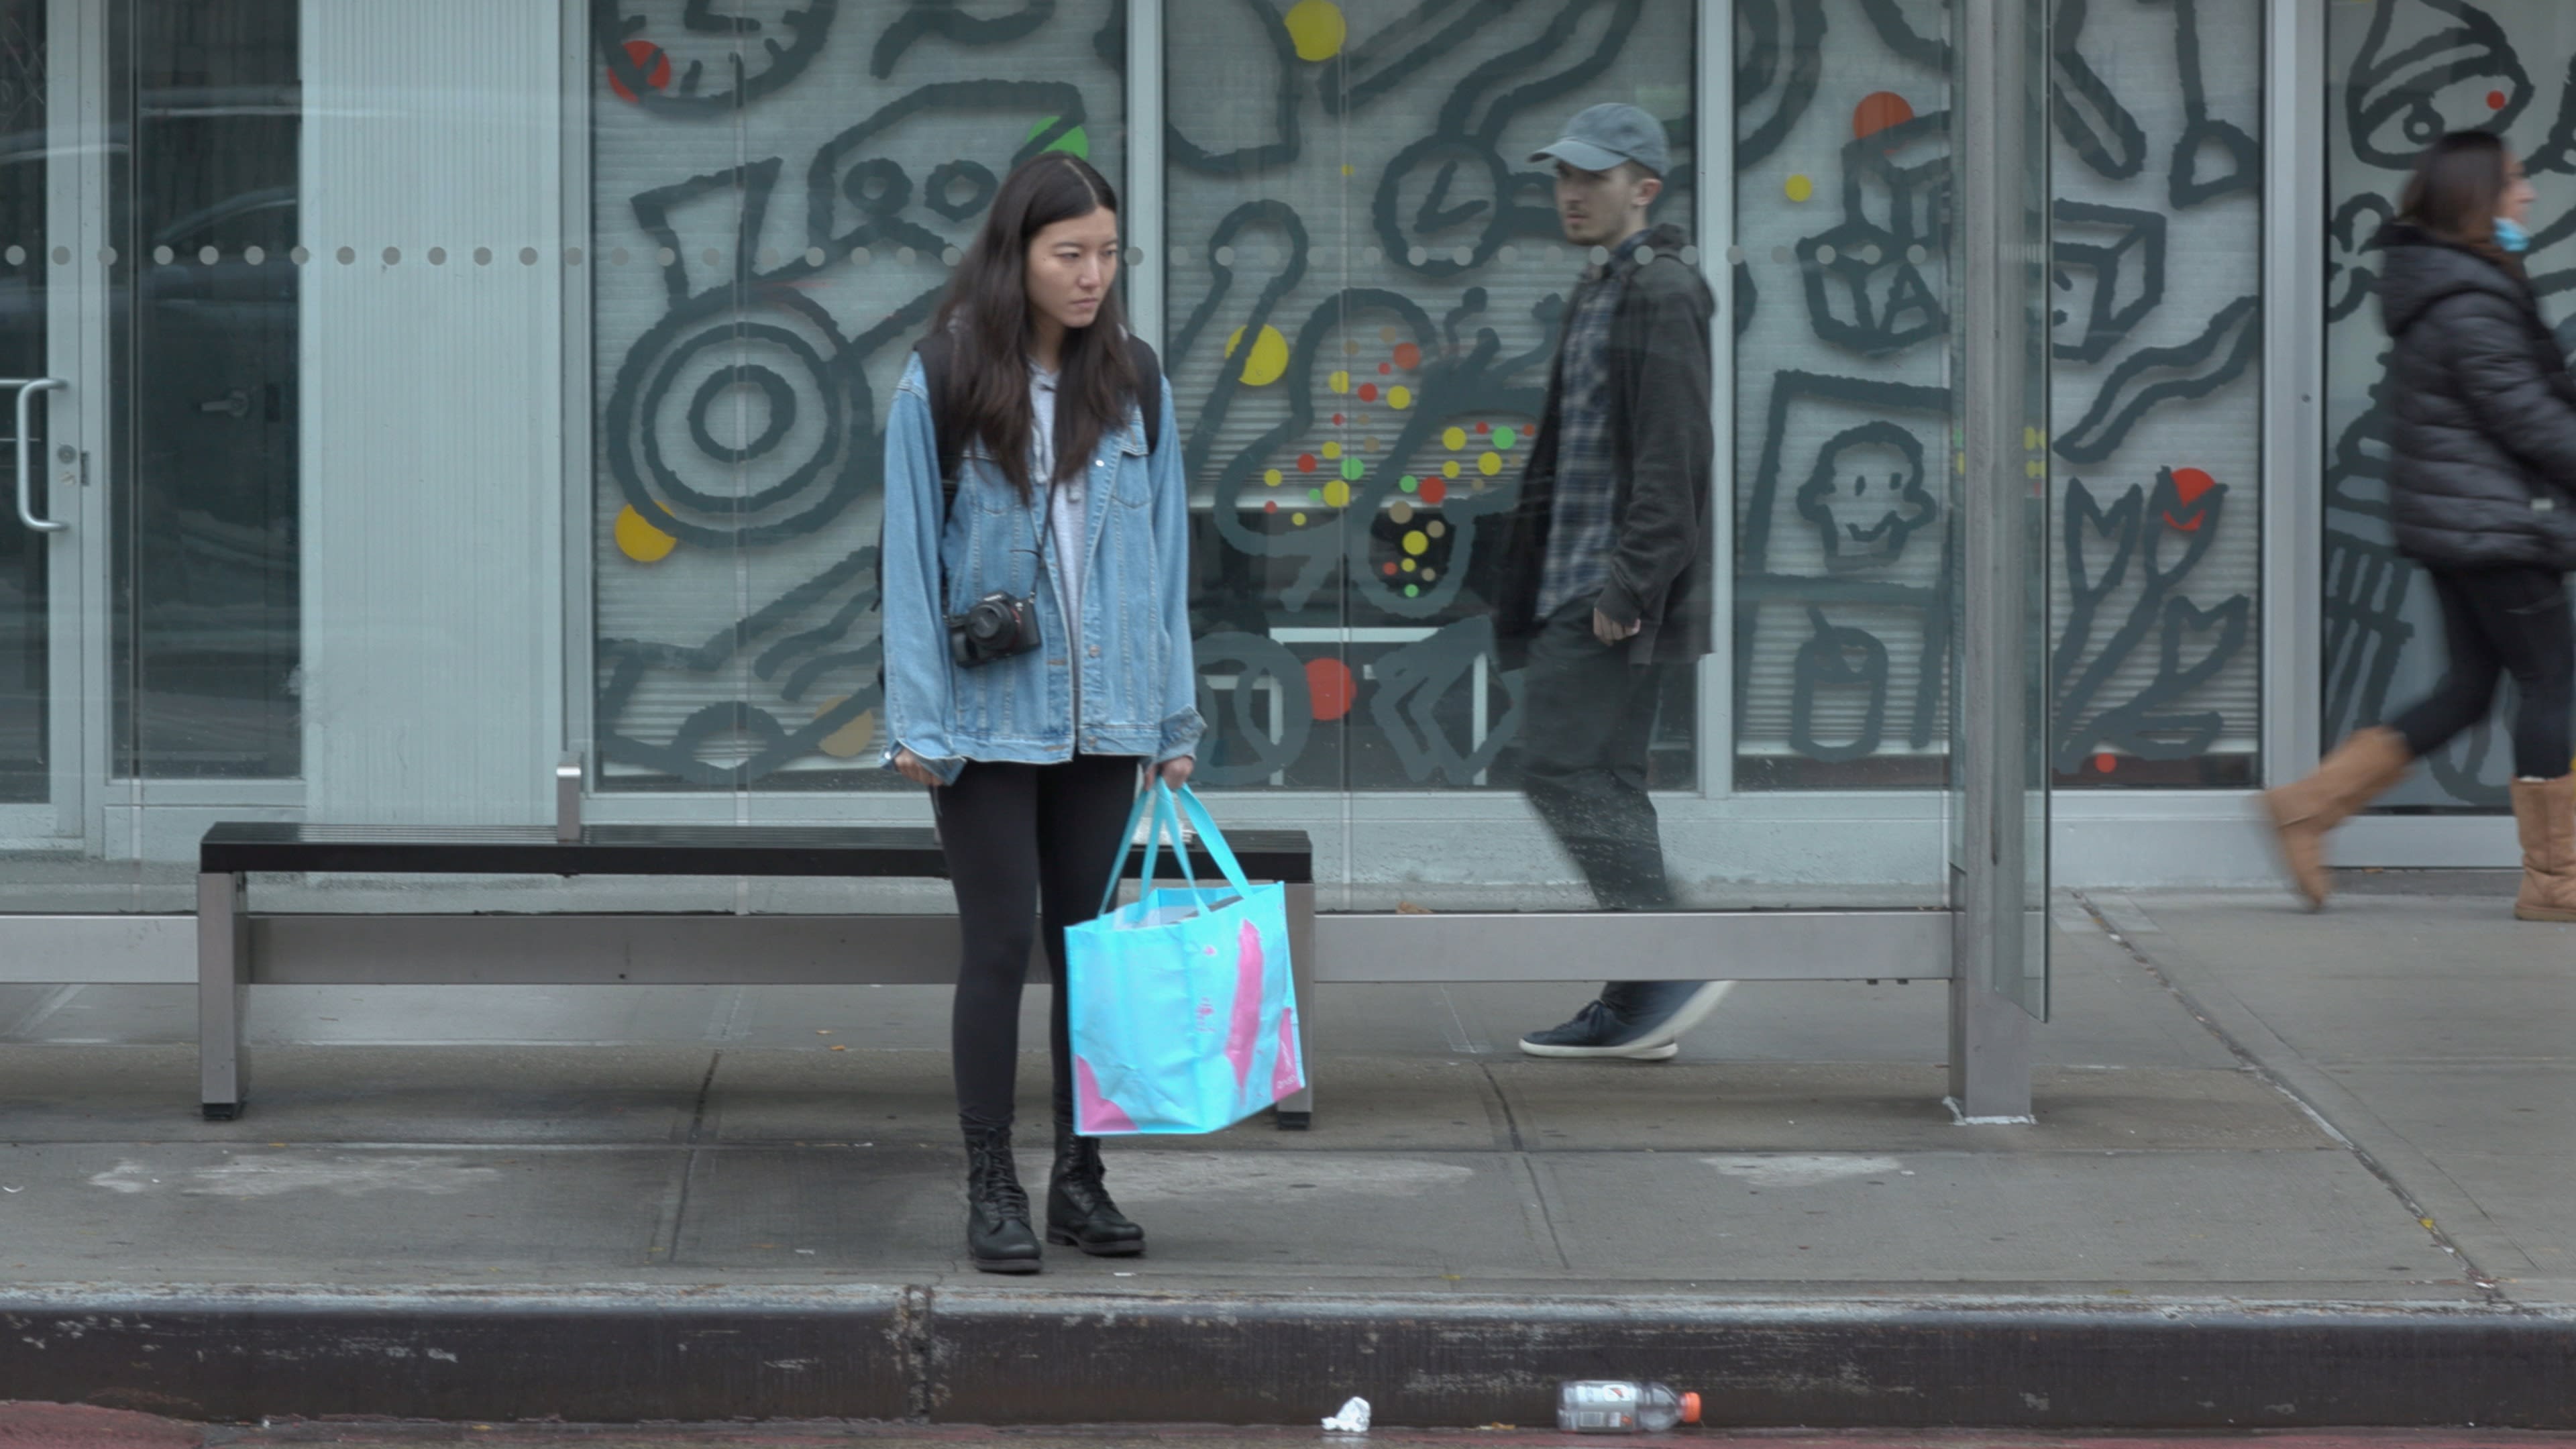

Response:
(1854, 91), (1915, 140)
(1306, 657), (1355, 721)
(610, 40), (673, 103)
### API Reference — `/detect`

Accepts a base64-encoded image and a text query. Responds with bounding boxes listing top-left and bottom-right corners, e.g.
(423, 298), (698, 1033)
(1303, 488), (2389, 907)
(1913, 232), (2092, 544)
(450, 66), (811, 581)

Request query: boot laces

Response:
(969, 1136), (1031, 1219)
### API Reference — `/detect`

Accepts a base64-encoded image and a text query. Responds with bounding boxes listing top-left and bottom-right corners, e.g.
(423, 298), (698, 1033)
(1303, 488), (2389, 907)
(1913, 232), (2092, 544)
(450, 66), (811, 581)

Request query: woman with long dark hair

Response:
(2269, 130), (2576, 918)
(878, 154), (1199, 1272)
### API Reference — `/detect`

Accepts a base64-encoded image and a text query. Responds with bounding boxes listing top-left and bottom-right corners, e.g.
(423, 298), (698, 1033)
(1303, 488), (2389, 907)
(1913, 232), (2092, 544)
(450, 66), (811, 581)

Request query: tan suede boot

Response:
(2510, 775), (2576, 922)
(2263, 727), (2412, 910)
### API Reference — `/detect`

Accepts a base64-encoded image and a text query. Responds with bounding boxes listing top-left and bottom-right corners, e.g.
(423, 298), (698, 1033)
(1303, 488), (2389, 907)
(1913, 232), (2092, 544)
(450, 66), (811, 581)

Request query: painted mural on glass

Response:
(2324, 0), (2576, 810)
(589, 0), (1124, 789)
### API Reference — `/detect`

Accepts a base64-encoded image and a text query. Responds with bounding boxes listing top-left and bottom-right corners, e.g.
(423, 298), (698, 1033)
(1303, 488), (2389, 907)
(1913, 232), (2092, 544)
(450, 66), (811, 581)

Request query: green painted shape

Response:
(1027, 117), (1091, 158)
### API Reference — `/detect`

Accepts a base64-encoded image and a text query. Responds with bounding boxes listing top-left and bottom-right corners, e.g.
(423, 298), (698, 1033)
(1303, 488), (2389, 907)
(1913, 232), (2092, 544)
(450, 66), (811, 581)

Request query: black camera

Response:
(946, 590), (1040, 669)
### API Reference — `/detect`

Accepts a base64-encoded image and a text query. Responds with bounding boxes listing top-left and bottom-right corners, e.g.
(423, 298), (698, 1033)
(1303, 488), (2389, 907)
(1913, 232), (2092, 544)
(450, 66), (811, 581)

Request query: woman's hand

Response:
(1156, 755), (1194, 789)
(892, 748), (942, 788)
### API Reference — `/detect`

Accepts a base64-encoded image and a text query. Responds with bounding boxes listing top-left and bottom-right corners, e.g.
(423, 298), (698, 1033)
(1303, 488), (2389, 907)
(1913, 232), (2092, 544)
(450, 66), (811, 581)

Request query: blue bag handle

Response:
(1171, 785), (1257, 899)
(1097, 779), (1199, 916)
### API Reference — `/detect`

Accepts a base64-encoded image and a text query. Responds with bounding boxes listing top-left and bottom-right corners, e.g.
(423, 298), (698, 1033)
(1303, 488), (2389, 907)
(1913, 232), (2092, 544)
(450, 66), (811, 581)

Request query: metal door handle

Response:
(3, 377), (67, 533)
(199, 389), (250, 418)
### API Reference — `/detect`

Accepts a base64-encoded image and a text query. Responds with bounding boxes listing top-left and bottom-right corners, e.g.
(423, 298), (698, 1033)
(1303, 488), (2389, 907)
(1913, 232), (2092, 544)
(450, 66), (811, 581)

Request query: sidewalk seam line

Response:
(2070, 892), (2516, 1309)
(649, 1048), (723, 1271)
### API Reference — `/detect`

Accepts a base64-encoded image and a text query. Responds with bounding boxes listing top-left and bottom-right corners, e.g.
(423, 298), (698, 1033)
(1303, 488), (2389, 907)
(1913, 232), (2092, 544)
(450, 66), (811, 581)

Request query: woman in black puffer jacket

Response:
(2269, 130), (2576, 921)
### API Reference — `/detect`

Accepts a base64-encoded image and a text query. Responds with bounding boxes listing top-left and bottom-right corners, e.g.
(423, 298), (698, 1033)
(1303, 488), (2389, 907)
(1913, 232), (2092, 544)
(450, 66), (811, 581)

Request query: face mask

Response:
(2495, 216), (2531, 254)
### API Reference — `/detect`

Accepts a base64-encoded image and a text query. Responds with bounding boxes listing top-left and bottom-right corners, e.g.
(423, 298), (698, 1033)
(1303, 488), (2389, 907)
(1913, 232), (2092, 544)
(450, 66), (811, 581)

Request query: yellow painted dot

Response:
(1786, 174), (1814, 203)
(1401, 558), (1417, 573)
(1285, 0), (1348, 62)
(816, 702), (878, 761)
(1443, 426), (1466, 451)
(1342, 163), (1355, 177)
(2023, 425), (2043, 451)
(1388, 386), (1412, 410)
(1323, 480), (1351, 507)
(1292, 512), (1307, 525)
(1329, 370), (1352, 394)
(1442, 460), (1460, 479)
(1225, 323), (1291, 386)
(1478, 451), (1501, 476)
(1265, 468), (1283, 487)
(2026, 459), (2045, 477)
(1402, 530), (1428, 556)
(616, 505), (678, 562)
(1322, 440), (1342, 460)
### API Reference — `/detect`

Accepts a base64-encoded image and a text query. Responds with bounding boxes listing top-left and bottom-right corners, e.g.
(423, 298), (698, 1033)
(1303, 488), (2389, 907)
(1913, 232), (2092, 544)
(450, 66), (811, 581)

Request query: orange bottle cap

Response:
(1680, 1392), (1702, 1425)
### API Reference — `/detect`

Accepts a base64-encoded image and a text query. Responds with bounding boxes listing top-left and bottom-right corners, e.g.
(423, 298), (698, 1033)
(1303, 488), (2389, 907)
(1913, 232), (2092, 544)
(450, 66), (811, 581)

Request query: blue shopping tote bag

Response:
(1063, 782), (1305, 1135)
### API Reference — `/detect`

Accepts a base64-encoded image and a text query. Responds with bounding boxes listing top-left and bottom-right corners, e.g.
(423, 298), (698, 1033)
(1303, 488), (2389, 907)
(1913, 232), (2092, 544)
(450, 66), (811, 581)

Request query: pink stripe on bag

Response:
(1273, 1004), (1304, 1098)
(1074, 1055), (1138, 1134)
(1225, 919), (1265, 1093)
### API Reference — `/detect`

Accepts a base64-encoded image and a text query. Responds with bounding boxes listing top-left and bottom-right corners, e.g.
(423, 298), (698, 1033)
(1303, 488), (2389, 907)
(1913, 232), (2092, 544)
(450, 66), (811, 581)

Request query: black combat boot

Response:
(962, 1123), (1041, 1274)
(1046, 1116), (1146, 1256)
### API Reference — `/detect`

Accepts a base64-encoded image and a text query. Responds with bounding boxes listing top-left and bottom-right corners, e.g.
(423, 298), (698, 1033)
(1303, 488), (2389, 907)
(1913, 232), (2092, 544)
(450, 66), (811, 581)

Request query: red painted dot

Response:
(1393, 343), (1422, 370)
(1383, 562), (1397, 576)
(1378, 362), (1392, 375)
(1306, 658), (1356, 722)
(1265, 499), (1279, 513)
(2488, 90), (2508, 111)
(1358, 383), (1379, 402)
(1419, 478), (1448, 505)
(2092, 752), (2117, 774)
(1297, 453), (1318, 473)
(1854, 91), (1916, 140)
(608, 40), (672, 103)
(2171, 466), (2217, 504)
(1332, 413), (1344, 426)
(1476, 421), (1491, 433)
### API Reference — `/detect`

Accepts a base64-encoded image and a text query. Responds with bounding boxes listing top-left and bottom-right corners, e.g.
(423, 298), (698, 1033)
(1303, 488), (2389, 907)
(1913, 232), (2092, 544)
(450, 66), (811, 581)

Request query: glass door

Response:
(1, 0), (109, 868)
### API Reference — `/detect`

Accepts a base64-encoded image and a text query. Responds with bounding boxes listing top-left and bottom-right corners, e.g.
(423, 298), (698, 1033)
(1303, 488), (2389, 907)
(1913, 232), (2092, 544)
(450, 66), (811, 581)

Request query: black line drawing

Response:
(1788, 606), (1890, 763)
(2052, 201), (2165, 363)
(2050, 470), (2250, 771)
(1794, 419), (1939, 566)
(1735, 0), (1823, 170)
(2153, 0), (2259, 208)
(594, 0), (839, 118)
(1191, 631), (1314, 788)
(2342, 0), (2530, 170)
(2326, 193), (2394, 324)
(2053, 0), (2148, 181)
(1797, 221), (1945, 357)
(1366, 618), (1524, 785)
(2053, 293), (2260, 466)
(872, 0), (1057, 79)
(1169, 0), (1303, 174)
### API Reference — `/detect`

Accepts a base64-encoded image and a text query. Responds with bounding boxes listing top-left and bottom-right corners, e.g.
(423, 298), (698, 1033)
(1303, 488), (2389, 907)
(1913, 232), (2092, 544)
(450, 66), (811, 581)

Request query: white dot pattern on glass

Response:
(1726, 246), (1746, 264)
(1362, 246), (1382, 264)
(897, 246), (915, 264)
(246, 246), (265, 266)
(700, 248), (718, 266)
(99, 247), (117, 265)
(804, 246), (824, 266)
(1588, 245), (1609, 265)
(1816, 244), (1837, 264)
(1169, 246), (1189, 264)
(1680, 246), (1699, 265)
(383, 247), (400, 265)
(1407, 246), (1426, 264)
(199, 246), (217, 265)
(850, 246), (871, 264)
(428, 247), (446, 266)
(1499, 245), (1517, 263)
(1452, 246), (1471, 264)
(154, 246), (175, 266)
(477, 247), (495, 266)
(4, 246), (21, 266)
(1908, 244), (1928, 264)
(942, 246), (961, 266)
(290, 246), (311, 265)
(337, 246), (356, 265)
(1635, 246), (1656, 264)
(1214, 246), (1235, 266)
(520, 247), (539, 265)
(567, 246), (585, 266)
(612, 248), (631, 266)
(1124, 247), (1143, 266)
(1858, 244), (1880, 264)
(51, 246), (68, 265)
(757, 248), (775, 268)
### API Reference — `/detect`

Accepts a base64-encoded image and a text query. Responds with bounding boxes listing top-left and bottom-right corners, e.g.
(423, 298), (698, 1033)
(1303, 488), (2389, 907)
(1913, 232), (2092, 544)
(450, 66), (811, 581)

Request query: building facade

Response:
(0, 1), (2561, 1028)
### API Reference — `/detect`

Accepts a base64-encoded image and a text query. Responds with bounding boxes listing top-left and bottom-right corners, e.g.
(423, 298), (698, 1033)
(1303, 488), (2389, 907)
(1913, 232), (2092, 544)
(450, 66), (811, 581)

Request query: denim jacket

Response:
(879, 352), (1203, 785)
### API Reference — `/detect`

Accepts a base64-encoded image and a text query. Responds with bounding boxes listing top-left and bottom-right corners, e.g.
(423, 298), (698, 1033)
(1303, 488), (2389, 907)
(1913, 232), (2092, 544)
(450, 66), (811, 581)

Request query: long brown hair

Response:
(2399, 130), (2519, 270)
(930, 154), (1138, 499)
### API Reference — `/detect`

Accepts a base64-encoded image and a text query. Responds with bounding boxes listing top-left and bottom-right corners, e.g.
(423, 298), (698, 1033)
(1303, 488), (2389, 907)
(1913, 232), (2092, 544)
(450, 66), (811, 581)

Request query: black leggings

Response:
(2390, 566), (2575, 780)
(933, 753), (1142, 1132)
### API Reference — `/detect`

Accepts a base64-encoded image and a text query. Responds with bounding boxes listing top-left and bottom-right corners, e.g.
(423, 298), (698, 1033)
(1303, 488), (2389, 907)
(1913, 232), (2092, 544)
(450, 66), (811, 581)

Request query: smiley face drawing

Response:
(594, 0), (839, 117)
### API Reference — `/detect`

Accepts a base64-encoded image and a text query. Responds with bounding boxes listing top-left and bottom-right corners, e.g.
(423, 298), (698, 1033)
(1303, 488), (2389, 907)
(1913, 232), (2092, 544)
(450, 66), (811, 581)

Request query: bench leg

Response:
(1277, 881), (1315, 1130)
(199, 871), (248, 1121)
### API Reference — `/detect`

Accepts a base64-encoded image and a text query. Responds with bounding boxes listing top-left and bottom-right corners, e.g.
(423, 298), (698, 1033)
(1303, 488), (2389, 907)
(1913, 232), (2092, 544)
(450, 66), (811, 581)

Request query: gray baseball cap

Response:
(1529, 102), (1669, 177)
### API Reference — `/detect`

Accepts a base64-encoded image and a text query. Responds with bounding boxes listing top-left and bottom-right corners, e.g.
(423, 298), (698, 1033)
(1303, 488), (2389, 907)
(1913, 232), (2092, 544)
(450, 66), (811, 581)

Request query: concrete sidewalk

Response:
(0, 881), (2568, 1426)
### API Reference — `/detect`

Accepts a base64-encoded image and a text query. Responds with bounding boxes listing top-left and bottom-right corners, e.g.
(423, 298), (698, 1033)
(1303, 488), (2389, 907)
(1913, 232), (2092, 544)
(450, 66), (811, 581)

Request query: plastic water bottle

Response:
(1556, 1380), (1701, 1432)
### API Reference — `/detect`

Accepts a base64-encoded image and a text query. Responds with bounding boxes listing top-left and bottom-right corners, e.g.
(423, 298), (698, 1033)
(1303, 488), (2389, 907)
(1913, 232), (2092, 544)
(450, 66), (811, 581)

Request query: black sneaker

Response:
(1517, 981), (1731, 1059)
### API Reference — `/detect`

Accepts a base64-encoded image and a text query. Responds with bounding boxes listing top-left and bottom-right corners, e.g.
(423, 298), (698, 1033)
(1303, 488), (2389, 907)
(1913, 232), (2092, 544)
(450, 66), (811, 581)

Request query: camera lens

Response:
(967, 602), (1010, 641)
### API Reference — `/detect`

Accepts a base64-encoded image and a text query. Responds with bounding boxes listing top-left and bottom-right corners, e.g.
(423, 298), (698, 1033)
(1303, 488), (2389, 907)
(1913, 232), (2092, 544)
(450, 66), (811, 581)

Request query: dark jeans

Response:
(1520, 598), (1693, 1012)
(933, 753), (1142, 1132)
(2389, 566), (2575, 780)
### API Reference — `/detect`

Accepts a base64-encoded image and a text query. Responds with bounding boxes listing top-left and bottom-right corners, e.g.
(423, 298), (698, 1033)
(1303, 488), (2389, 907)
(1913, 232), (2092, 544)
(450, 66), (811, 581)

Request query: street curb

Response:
(1, 1288), (2569, 1428)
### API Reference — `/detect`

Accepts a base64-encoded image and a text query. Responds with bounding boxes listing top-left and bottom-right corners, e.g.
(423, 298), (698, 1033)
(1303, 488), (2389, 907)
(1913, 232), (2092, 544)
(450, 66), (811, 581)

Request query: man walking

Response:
(1490, 103), (1725, 1060)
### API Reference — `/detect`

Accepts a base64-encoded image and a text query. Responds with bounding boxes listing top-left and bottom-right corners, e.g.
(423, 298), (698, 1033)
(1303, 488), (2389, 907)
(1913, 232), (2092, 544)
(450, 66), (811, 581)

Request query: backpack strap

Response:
(911, 331), (1163, 520)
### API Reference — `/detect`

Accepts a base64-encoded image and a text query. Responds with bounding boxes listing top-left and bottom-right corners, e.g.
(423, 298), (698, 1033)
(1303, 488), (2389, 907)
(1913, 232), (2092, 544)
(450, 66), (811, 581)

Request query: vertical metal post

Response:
(1124, 0), (1164, 358)
(1948, 0), (2039, 1122)
(198, 871), (250, 1120)
(2263, 0), (2326, 789)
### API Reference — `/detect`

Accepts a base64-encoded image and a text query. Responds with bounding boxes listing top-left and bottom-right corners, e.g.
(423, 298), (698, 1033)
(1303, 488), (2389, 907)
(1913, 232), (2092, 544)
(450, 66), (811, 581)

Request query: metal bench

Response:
(196, 797), (1316, 1125)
